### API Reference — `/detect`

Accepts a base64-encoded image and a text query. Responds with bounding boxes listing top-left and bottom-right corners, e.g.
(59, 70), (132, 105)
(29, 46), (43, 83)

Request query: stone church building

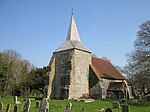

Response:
(46, 15), (131, 99)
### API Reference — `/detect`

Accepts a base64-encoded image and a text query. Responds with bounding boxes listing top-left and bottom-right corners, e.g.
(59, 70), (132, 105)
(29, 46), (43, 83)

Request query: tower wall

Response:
(47, 55), (55, 99)
(69, 49), (91, 99)
(47, 15), (91, 99)
(47, 49), (91, 99)
(53, 50), (73, 99)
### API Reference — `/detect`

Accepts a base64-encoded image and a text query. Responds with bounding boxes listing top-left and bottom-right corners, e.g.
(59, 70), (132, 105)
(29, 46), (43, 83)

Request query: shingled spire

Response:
(55, 15), (90, 53)
(66, 15), (81, 42)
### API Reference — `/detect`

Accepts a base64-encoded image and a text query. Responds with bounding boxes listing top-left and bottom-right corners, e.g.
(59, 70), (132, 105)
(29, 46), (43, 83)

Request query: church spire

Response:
(55, 15), (90, 53)
(66, 15), (81, 42)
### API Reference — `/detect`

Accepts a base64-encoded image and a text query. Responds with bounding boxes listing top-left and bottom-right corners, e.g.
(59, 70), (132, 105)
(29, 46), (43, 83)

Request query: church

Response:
(46, 15), (132, 99)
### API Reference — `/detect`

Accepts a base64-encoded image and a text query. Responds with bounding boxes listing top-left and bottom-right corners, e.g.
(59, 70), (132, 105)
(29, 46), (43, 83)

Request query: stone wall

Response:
(46, 55), (55, 99)
(47, 48), (91, 99)
(69, 49), (91, 99)
(89, 78), (132, 99)
(54, 50), (73, 99)
(89, 78), (110, 99)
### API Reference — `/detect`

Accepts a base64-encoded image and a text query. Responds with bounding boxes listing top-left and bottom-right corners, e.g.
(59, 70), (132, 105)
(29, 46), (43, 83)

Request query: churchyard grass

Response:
(0, 96), (150, 112)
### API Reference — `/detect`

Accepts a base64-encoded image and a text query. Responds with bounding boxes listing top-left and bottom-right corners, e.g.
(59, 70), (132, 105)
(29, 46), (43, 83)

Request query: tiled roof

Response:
(55, 40), (90, 53)
(90, 56), (126, 80)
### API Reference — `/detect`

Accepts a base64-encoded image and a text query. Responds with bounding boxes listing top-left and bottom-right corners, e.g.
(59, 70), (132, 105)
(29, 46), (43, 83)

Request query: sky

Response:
(0, 0), (150, 68)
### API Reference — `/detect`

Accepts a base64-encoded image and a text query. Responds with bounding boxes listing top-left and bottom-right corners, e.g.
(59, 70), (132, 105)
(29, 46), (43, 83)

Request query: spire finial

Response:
(71, 8), (74, 16)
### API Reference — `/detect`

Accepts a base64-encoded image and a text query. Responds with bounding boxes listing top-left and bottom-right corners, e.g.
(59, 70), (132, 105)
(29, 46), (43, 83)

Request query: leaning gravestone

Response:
(35, 101), (40, 108)
(39, 98), (49, 112)
(112, 101), (120, 108)
(122, 104), (129, 112)
(23, 99), (31, 112)
(14, 105), (19, 112)
(65, 102), (72, 112)
(0, 102), (3, 111)
(6, 104), (11, 112)
(105, 108), (112, 112)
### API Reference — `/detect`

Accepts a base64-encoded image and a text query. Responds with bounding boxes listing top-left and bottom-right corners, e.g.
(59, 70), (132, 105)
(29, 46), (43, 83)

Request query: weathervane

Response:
(71, 8), (74, 15)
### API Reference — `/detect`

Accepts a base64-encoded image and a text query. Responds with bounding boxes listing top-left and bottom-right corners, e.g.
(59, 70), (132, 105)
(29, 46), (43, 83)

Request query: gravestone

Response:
(6, 104), (11, 112)
(23, 99), (31, 112)
(35, 102), (40, 108)
(146, 96), (150, 101)
(122, 104), (129, 112)
(39, 98), (49, 112)
(112, 101), (120, 108)
(14, 105), (19, 112)
(105, 108), (112, 112)
(133, 99), (139, 106)
(14, 96), (17, 104)
(99, 108), (104, 112)
(0, 102), (3, 111)
(65, 102), (72, 112)
(14, 96), (21, 104)
(80, 99), (94, 103)
(81, 108), (85, 111)
(121, 99), (126, 103)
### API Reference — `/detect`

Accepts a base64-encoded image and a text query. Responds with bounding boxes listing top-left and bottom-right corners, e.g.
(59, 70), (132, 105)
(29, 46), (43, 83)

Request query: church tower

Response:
(47, 15), (91, 99)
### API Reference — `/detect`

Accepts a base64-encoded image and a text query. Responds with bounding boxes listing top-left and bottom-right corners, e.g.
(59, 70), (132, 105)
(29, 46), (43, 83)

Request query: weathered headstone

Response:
(23, 99), (31, 112)
(146, 96), (150, 101)
(81, 108), (85, 111)
(105, 108), (112, 112)
(35, 101), (40, 108)
(122, 104), (129, 112)
(14, 96), (21, 104)
(39, 98), (49, 112)
(99, 108), (104, 112)
(80, 99), (94, 103)
(121, 99), (126, 103)
(112, 101), (120, 108)
(65, 102), (72, 112)
(14, 96), (17, 101)
(0, 102), (3, 111)
(14, 105), (19, 112)
(6, 104), (11, 112)
(133, 99), (139, 106)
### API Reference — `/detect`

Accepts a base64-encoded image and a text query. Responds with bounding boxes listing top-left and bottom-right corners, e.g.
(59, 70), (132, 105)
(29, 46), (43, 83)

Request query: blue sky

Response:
(0, 0), (150, 68)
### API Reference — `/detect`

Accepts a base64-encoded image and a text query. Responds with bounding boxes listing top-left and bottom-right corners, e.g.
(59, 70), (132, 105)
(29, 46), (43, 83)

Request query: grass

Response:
(0, 96), (150, 112)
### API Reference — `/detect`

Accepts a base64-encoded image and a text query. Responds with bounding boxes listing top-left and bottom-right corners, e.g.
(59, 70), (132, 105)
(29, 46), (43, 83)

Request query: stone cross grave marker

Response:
(6, 104), (11, 112)
(112, 101), (120, 108)
(39, 98), (49, 112)
(65, 102), (72, 112)
(14, 105), (19, 112)
(122, 104), (129, 112)
(105, 108), (112, 112)
(23, 99), (31, 112)
(0, 102), (3, 111)
(35, 101), (40, 108)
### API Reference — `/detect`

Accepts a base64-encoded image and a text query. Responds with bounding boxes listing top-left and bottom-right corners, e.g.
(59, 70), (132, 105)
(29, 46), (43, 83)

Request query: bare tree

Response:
(124, 21), (150, 97)
(0, 49), (35, 96)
